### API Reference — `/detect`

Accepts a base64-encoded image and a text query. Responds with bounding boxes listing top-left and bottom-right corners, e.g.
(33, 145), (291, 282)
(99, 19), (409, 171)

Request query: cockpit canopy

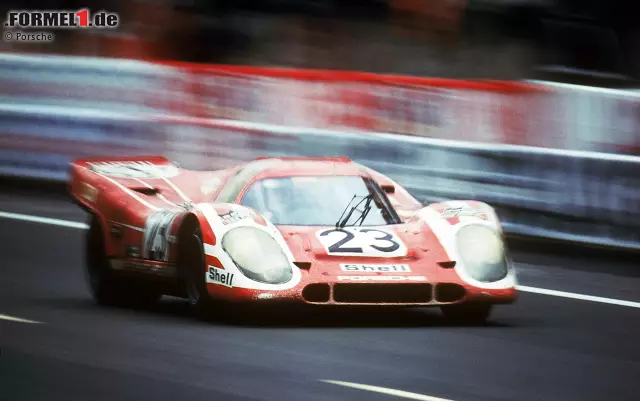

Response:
(241, 175), (400, 226)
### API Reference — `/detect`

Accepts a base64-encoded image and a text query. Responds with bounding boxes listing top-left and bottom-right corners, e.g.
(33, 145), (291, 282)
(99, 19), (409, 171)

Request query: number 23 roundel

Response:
(315, 228), (407, 257)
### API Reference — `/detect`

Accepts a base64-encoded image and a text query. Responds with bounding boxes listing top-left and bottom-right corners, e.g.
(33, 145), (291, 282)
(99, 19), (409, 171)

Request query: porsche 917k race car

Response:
(69, 156), (517, 322)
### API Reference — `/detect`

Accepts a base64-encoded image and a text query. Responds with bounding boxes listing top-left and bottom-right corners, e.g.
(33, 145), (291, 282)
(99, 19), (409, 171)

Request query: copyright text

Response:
(4, 30), (54, 42)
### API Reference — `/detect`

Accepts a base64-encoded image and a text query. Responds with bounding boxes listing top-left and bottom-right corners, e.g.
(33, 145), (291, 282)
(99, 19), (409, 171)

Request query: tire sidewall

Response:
(182, 229), (213, 313)
(85, 216), (113, 301)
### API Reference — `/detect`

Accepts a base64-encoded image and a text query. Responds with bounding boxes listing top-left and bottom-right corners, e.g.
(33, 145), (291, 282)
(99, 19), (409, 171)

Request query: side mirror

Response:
(381, 184), (395, 194)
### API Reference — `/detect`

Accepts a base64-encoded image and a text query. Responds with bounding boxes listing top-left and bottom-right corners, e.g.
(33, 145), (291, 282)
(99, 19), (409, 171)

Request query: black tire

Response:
(85, 216), (162, 307)
(440, 303), (493, 324)
(182, 228), (215, 318)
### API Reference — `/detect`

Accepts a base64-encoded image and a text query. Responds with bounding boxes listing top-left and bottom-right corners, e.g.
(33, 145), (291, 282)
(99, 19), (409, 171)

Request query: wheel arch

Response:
(175, 212), (203, 272)
(85, 209), (110, 252)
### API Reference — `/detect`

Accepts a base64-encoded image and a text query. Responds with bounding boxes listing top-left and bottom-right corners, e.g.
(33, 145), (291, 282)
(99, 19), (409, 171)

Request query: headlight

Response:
(455, 225), (508, 282)
(221, 227), (293, 284)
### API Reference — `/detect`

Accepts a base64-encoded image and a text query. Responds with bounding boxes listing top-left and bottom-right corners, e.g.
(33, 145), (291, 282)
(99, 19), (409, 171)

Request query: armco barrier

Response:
(0, 53), (549, 149)
(2, 104), (640, 250)
(1, 53), (640, 249)
(3, 53), (639, 155)
(0, 53), (180, 114)
(154, 60), (551, 149)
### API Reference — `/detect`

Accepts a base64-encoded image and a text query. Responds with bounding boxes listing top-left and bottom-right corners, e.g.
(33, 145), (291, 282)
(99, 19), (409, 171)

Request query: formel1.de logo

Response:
(4, 9), (119, 29)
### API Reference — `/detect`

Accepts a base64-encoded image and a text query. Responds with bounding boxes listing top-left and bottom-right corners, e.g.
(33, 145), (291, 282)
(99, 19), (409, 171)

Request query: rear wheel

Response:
(85, 216), (162, 307)
(440, 303), (492, 324)
(182, 228), (215, 318)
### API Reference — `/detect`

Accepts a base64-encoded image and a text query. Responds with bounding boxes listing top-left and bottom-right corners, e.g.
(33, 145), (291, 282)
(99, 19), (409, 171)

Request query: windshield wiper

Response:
(335, 194), (374, 228)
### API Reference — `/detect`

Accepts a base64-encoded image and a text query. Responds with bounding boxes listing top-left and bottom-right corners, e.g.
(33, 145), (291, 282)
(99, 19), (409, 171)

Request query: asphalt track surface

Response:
(1, 189), (639, 401)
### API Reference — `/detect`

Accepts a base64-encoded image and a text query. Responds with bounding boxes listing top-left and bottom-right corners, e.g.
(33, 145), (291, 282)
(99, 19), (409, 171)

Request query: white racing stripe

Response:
(132, 178), (179, 208)
(517, 285), (640, 309)
(0, 313), (42, 324)
(321, 380), (453, 401)
(109, 221), (145, 232)
(88, 168), (161, 211)
(0, 211), (89, 229)
(162, 176), (191, 203)
(1, 211), (640, 310)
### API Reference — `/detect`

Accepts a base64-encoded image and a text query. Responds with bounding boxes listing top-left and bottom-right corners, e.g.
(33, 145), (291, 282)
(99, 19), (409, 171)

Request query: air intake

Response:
(302, 283), (330, 303)
(333, 283), (432, 304)
(435, 283), (466, 303)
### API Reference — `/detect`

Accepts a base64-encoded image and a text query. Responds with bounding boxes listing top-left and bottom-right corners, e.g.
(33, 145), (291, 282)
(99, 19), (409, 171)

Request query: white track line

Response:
(517, 285), (640, 309)
(1, 210), (639, 310)
(0, 211), (88, 229)
(0, 313), (42, 324)
(321, 380), (453, 401)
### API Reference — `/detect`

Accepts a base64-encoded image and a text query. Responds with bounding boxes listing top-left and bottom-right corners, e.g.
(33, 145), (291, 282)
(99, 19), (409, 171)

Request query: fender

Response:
(413, 200), (516, 290)
(68, 155), (181, 257)
(68, 161), (113, 254)
(189, 203), (303, 292)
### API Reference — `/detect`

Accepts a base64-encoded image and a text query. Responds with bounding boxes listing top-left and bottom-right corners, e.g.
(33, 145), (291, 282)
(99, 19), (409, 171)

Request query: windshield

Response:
(240, 175), (399, 226)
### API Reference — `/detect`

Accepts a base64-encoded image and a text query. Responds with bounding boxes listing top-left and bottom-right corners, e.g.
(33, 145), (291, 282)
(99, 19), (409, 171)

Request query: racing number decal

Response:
(317, 228), (406, 257)
(360, 229), (400, 252)
(143, 211), (178, 261)
(322, 230), (363, 253)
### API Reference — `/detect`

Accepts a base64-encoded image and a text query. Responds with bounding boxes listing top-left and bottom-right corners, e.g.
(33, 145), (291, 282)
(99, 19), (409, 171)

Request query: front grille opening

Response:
(333, 283), (432, 304)
(435, 283), (466, 303)
(302, 283), (330, 303)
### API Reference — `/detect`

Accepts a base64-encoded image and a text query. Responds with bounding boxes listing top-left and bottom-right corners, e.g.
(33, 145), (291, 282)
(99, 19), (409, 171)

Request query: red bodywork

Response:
(69, 155), (517, 307)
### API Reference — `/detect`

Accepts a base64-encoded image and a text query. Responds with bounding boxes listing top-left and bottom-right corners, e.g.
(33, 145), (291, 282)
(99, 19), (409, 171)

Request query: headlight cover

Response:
(455, 225), (509, 283)
(221, 226), (293, 284)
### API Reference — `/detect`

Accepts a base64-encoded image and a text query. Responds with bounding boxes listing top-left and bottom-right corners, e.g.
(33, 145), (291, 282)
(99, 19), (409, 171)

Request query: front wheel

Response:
(182, 229), (215, 318)
(85, 216), (162, 307)
(440, 303), (492, 324)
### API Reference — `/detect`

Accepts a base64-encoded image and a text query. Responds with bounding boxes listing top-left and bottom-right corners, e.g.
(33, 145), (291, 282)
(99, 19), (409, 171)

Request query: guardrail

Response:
(1, 53), (639, 250)
(0, 53), (179, 114)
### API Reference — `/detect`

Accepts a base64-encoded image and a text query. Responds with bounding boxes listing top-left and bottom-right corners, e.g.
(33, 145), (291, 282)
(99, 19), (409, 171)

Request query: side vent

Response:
(131, 187), (159, 196)
(437, 261), (457, 269)
(294, 261), (312, 269)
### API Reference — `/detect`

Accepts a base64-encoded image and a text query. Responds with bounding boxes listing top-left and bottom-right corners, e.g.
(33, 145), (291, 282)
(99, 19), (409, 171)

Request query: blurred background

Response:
(2, 0), (639, 84)
(2, 5), (640, 400)
(1, 0), (639, 249)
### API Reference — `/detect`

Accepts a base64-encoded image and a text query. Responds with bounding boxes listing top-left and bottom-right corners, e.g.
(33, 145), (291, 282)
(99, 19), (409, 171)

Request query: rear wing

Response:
(71, 155), (178, 176)
(68, 155), (180, 209)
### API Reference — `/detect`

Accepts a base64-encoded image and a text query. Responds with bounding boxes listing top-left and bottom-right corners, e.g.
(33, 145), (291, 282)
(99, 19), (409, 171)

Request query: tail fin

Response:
(71, 156), (179, 179)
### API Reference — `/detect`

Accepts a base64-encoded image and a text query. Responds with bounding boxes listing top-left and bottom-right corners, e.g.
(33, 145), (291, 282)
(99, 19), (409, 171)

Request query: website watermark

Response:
(3, 9), (119, 43)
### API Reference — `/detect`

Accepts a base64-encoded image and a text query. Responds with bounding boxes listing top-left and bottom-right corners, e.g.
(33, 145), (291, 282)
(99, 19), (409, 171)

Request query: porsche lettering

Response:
(340, 264), (411, 272)
(337, 276), (426, 281)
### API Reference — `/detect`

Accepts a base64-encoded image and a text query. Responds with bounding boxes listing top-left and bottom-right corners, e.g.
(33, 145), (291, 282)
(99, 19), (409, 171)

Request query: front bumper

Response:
(299, 281), (516, 306)
(207, 280), (517, 307)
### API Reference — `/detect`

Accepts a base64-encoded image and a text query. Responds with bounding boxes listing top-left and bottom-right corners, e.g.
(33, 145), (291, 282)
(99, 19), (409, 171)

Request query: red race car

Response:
(69, 156), (517, 322)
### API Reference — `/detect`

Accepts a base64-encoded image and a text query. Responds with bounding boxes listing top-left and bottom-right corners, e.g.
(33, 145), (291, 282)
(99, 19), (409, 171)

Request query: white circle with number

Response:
(315, 227), (408, 257)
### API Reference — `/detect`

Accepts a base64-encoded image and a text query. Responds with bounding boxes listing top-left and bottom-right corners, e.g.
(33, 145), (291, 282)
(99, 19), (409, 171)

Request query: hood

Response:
(198, 200), (513, 288)
(276, 221), (454, 278)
